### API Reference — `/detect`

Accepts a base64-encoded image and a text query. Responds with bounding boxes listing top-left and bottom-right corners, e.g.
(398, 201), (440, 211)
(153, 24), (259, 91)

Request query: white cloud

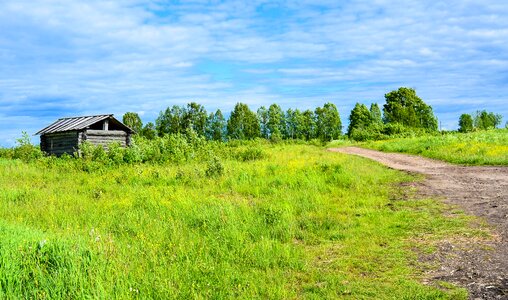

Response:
(0, 0), (507, 145)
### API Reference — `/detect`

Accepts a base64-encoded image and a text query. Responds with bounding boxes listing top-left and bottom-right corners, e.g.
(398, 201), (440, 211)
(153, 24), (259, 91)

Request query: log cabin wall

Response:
(83, 130), (129, 148)
(40, 131), (79, 156)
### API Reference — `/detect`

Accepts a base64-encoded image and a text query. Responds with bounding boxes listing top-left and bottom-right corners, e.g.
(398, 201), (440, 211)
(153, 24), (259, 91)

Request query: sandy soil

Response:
(329, 147), (508, 299)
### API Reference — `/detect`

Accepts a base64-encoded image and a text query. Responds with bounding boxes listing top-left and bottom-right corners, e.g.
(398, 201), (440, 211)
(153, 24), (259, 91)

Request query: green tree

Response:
(183, 102), (208, 136)
(140, 122), (157, 139)
(227, 103), (260, 140)
(369, 103), (383, 124)
(156, 105), (185, 136)
(257, 106), (269, 139)
(283, 108), (305, 140)
(347, 103), (372, 137)
(122, 112), (143, 133)
(420, 105), (439, 131)
(315, 103), (342, 141)
(473, 110), (502, 130)
(301, 109), (316, 140)
(267, 104), (284, 140)
(292, 109), (305, 139)
(458, 114), (474, 133)
(283, 108), (296, 139)
(206, 109), (226, 141)
(383, 87), (438, 131)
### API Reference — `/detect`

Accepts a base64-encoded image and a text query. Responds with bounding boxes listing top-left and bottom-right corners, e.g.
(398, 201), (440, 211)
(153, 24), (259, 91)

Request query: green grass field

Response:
(0, 143), (483, 299)
(362, 129), (508, 165)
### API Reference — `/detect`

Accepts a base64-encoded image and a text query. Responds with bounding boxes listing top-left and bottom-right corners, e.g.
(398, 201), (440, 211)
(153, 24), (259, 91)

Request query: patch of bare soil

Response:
(329, 147), (508, 299)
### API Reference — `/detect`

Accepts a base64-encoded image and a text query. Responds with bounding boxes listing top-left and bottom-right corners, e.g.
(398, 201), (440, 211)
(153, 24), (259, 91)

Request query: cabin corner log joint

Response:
(36, 114), (134, 156)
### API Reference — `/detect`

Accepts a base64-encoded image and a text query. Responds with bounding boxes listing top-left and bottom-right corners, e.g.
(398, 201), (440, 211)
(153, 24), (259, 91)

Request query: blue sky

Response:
(1, 0), (507, 145)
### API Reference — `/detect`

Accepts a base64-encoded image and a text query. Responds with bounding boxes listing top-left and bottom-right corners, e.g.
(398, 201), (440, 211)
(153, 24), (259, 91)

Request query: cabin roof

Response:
(36, 114), (133, 135)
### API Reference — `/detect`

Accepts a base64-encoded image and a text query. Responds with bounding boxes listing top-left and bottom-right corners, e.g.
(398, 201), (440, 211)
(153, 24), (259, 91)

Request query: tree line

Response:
(123, 87), (504, 142)
(124, 102), (342, 142)
(458, 111), (503, 133)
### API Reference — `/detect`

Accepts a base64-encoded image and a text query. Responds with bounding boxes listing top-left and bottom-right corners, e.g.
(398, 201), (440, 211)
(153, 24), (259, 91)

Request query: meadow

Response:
(361, 129), (508, 166)
(0, 141), (484, 299)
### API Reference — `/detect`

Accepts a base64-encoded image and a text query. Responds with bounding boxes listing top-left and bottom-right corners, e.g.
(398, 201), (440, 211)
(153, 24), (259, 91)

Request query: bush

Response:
(381, 123), (430, 138)
(0, 148), (14, 159)
(308, 138), (325, 146)
(73, 134), (217, 166)
(382, 123), (408, 136)
(349, 124), (386, 141)
(134, 133), (210, 164)
(79, 142), (95, 160)
(270, 132), (283, 143)
(205, 156), (224, 178)
(12, 132), (44, 162)
(235, 147), (266, 162)
(123, 143), (142, 164)
(107, 143), (124, 165)
(91, 144), (107, 162)
(346, 122), (436, 142)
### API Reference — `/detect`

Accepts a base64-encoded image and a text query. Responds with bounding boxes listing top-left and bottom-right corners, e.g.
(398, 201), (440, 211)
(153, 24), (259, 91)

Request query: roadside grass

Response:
(0, 144), (483, 298)
(361, 129), (508, 165)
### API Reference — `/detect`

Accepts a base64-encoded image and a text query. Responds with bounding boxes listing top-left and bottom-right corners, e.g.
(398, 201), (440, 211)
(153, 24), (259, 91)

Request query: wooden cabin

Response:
(36, 114), (134, 156)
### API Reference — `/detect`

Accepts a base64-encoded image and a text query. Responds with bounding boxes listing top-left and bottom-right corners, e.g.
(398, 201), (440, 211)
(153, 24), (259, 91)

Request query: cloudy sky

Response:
(1, 0), (507, 145)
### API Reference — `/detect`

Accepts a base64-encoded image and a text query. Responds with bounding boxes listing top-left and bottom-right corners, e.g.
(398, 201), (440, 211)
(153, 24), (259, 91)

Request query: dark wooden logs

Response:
(40, 131), (79, 156)
(40, 129), (132, 156)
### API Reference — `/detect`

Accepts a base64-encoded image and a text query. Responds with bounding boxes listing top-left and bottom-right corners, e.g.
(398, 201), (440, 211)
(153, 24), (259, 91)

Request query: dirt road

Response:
(329, 147), (508, 299)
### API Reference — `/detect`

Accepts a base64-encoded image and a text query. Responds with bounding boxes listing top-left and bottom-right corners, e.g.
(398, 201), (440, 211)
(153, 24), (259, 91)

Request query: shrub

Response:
(79, 142), (95, 160)
(349, 125), (386, 141)
(235, 147), (266, 162)
(12, 132), (44, 161)
(91, 145), (107, 162)
(0, 148), (14, 159)
(107, 142), (124, 165)
(270, 132), (283, 143)
(308, 138), (325, 146)
(382, 123), (408, 136)
(133, 133), (211, 164)
(123, 143), (142, 164)
(205, 156), (224, 178)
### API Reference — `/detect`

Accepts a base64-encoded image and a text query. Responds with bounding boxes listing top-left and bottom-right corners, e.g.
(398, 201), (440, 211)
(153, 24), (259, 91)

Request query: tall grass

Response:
(0, 144), (481, 298)
(363, 129), (508, 165)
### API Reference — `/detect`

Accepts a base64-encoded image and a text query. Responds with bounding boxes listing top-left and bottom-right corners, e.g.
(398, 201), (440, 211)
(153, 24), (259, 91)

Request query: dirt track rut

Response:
(329, 147), (508, 299)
